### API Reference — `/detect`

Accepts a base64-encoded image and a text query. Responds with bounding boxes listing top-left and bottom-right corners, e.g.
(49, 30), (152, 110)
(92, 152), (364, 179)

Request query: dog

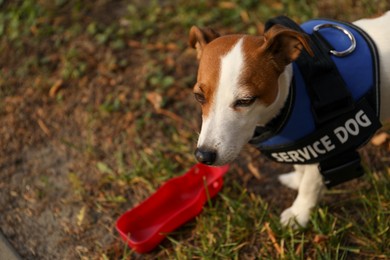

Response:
(188, 12), (390, 227)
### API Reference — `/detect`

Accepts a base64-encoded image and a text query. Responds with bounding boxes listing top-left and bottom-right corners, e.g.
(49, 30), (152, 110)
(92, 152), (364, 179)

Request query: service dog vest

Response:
(249, 17), (382, 187)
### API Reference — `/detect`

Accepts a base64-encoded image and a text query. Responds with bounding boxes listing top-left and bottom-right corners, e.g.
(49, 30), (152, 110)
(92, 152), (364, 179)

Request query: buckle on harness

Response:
(319, 151), (364, 188)
(301, 24), (356, 124)
(313, 24), (357, 57)
(309, 22), (358, 123)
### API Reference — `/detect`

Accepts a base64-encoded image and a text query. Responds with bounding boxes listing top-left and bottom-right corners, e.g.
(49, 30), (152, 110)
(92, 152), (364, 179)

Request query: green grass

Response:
(117, 168), (390, 259)
(1, 0), (389, 259)
(112, 169), (389, 259)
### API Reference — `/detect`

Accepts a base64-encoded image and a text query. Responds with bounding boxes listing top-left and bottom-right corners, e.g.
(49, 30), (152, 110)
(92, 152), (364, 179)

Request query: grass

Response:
(1, 0), (389, 259)
(139, 169), (389, 259)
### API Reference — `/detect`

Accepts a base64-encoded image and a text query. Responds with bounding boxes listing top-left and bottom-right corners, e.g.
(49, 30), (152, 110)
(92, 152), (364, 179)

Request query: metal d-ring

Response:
(313, 23), (356, 57)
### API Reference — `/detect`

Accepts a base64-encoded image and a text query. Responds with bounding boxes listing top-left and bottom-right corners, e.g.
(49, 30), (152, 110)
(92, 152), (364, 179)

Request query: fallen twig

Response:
(264, 222), (283, 257)
(37, 119), (51, 136)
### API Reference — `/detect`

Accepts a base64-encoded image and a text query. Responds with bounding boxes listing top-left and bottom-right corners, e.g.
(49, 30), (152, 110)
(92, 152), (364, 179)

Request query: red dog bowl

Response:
(116, 163), (229, 253)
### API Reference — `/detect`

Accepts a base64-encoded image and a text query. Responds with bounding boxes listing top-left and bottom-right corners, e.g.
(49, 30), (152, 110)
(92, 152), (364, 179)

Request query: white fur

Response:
(278, 165), (304, 190)
(198, 39), (295, 166)
(280, 164), (325, 227)
(198, 38), (246, 165)
(198, 38), (269, 165)
(354, 11), (390, 121)
(278, 12), (390, 227)
(279, 11), (390, 226)
(197, 12), (390, 228)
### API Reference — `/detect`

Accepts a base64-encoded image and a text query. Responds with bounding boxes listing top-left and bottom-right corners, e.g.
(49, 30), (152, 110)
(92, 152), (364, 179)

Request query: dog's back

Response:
(354, 11), (390, 121)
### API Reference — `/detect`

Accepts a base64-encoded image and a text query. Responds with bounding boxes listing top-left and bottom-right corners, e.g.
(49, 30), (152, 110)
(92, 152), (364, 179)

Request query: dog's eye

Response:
(194, 93), (206, 104)
(234, 97), (257, 108)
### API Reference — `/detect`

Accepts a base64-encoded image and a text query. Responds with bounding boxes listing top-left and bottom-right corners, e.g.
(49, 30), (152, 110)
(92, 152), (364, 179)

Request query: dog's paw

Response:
(278, 171), (302, 190)
(280, 206), (310, 228)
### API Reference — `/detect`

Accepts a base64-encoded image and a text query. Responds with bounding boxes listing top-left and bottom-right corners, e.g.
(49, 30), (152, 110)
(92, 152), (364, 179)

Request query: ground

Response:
(0, 1), (389, 259)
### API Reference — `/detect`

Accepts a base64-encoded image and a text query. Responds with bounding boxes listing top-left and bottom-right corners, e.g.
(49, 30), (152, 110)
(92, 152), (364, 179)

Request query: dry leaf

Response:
(219, 2), (237, 9)
(313, 234), (328, 244)
(37, 119), (50, 136)
(371, 132), (389, 146)
(146, 91), (163, 111)
(77, 206), (86, 226)
(49, 79), (63, 97)
(240, 10), (250, 23)
(247, 162), (261, 180)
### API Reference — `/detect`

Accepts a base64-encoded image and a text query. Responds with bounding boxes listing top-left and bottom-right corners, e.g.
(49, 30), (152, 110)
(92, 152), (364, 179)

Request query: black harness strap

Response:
(262, 16), (381, 188)
(320, 151), (364, 187)
(265, 16), (355, 125)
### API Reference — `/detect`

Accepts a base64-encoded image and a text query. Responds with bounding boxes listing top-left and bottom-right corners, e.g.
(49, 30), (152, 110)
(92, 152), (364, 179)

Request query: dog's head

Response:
(189, 25), (311, 165)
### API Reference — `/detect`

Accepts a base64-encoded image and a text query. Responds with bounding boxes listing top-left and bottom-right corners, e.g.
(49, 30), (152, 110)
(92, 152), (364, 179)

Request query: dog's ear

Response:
(189, 26), (220, 59)
(263, 24), (313, 69)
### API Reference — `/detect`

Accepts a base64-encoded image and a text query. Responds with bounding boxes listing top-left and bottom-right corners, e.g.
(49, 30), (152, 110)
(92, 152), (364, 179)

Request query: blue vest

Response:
(250, 18), (381, 186)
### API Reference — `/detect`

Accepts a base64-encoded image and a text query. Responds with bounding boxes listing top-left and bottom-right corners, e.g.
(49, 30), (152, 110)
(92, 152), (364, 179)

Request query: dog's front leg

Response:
(280, 164), (325, 228)
(278, 165), (306, 190)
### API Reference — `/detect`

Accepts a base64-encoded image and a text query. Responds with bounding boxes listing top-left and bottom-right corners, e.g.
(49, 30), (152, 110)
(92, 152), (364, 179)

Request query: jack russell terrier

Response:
(189, 12), (390, 227)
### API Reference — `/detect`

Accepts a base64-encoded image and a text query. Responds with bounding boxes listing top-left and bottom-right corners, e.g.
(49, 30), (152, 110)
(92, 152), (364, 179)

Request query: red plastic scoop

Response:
(116, 163), (229, 253)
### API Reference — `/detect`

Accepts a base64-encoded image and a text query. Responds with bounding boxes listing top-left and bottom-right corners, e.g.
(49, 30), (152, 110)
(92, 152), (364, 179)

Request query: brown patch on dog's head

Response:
(239, 25), (312, 106)
(189, 24), (311, 117)
(262, 24), (313, 70)
(190, 26), (245, 117)
(189, 26), (220, 59)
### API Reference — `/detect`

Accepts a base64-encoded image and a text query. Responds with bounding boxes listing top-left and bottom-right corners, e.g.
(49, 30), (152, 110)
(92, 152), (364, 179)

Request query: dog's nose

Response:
(194, 148), (217, 165)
